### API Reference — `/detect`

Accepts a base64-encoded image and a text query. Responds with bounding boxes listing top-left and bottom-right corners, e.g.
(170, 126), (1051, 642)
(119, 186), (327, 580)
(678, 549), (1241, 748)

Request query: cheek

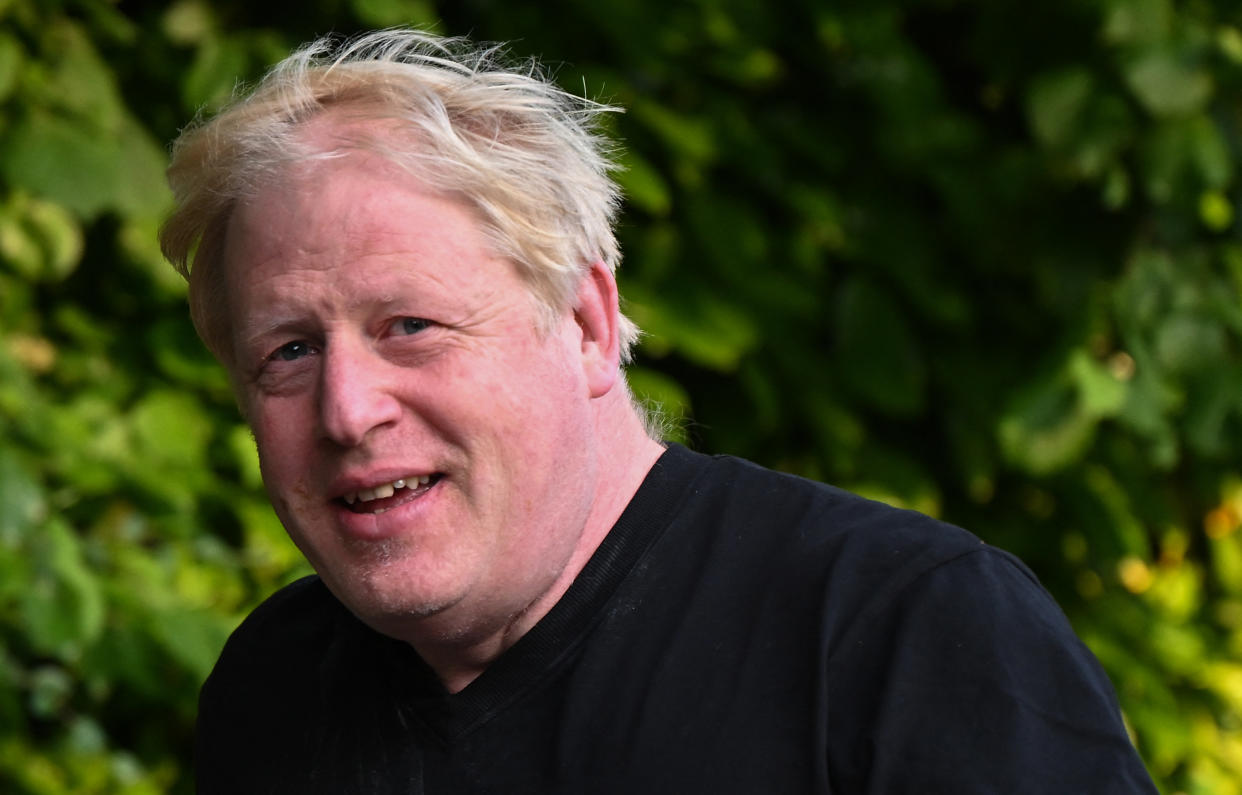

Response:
(432, 339), (573, 424)
(504, 329), (587, 400)
(249, 403), (313, 482)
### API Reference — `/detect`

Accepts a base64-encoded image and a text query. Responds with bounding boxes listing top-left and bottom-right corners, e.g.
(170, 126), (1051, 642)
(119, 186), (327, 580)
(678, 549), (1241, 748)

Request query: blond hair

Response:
(160, 29), (636, 365)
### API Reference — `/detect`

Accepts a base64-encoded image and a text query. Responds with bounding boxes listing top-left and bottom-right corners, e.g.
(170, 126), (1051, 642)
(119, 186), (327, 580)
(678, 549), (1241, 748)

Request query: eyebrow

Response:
(237, 315), (306, 352)
(236, 294), (413, 346)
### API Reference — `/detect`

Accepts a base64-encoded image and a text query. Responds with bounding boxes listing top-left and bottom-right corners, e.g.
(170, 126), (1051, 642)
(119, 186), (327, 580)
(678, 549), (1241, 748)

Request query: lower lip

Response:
(333, 479), (442, 541)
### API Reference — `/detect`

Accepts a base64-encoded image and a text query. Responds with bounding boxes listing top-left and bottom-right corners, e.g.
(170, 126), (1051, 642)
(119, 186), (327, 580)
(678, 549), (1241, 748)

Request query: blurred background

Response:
(1, 0), (1239, 791)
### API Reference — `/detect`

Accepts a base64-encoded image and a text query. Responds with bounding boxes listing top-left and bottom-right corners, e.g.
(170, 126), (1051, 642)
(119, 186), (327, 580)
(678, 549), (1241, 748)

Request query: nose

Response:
(317, 340), (402, 448)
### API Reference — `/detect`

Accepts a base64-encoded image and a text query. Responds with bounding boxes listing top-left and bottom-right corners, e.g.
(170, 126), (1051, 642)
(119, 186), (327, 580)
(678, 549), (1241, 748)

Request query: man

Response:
(162, 29), (1157, 793)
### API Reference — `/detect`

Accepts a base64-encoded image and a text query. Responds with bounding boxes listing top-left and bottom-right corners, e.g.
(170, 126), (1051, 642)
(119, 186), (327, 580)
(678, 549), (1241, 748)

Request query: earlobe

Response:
(573, 261), (622, 398)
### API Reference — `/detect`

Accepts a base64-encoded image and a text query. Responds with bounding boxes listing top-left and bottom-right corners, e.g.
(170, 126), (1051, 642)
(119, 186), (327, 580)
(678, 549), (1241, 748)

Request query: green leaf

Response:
(1199, 191), (1233, 232)
(0, 205), (43, 279)
(1102, 0), (1172, 45)
(1115, 364), (1180, 468)
(43, 395), (126, 494)
(22, 197), (83, 280)
(0, 448), (44, 542)
(148, 608), (232, 682)
(1, 110), (170, 218)
(998, 369), (1097, 475)
(0, 194), (82, 281)
(1069, 348), (1127, 418)
(1027, 68), (1093, 148)
(1147, 620), (1206, 676)
(1218, 25), (1242, 64)
(161, 0), (215, 45)
(20, 519), (106, 659)
(1188, 114), (1232, 189)
(1085, 465), (1150, 559)
(0, 31), (23, 102)
(1069, 93), (1134, 179)
(30, 21), (126, 128)
(1211, 534), (1242, 596)
(1154, 312), (1225, 374)
(1124, 49), (1212, 118)
(129, 390), (213, 473)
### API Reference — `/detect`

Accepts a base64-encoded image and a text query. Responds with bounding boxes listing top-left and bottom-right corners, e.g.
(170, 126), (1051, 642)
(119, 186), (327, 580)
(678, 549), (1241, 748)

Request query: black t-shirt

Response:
(197, 444), (1157, 793)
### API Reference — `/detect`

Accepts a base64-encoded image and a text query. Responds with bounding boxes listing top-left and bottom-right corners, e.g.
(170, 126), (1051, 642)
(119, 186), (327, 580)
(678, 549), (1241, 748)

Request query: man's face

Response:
(221, 154), (603, 643)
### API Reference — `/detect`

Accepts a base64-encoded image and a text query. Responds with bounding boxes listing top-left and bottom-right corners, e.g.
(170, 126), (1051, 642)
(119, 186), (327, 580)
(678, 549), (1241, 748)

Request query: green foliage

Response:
(0, 4), (308, 790)
(2, 0), (1241, 790)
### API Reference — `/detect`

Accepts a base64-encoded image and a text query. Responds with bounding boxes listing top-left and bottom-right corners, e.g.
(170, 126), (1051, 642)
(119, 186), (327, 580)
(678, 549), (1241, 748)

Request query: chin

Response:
(328, 559), (467, 628)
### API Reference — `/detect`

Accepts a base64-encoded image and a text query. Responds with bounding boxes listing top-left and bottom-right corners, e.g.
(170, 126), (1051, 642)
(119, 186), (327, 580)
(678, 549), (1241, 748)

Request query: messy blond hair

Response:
(160, 29), (637, 365)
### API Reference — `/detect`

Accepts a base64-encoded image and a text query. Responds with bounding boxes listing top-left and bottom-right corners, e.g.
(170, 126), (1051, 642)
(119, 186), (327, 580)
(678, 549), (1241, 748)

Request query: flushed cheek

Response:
(251, 404), (317, 478)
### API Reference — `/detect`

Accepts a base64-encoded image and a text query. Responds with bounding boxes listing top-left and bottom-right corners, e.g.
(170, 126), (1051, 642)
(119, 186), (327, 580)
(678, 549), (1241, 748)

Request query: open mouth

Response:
(339, 474), (443, 514)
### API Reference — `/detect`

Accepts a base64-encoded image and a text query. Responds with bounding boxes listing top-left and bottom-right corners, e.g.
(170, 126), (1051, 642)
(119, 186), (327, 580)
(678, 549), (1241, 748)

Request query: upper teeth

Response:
(344, 475), (432, 505)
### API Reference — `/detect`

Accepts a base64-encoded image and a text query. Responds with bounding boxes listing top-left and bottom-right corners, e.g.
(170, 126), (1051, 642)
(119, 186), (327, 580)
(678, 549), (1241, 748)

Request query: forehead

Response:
(233, 155), (421, 253)
(220, 153), (523, 317)
(229, 129), (472, 253)
(233, 112), (447, 242)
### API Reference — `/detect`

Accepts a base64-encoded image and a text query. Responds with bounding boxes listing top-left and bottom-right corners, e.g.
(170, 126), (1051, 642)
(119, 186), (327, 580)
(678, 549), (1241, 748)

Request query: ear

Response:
(573, 260), (622, 398)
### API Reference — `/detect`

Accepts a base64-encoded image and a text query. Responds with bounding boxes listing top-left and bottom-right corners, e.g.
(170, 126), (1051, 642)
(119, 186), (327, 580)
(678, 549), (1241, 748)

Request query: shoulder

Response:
(650, 446), (1024, 654)
(668, 445), (991, 597)
(662, 448), (1107, 674)
(676, 445), (978, 548)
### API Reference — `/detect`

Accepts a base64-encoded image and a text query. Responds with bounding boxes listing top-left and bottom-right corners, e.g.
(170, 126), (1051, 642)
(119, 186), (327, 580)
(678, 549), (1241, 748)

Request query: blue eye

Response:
(396, 318), (430, 335)
(274, 341), (312, 362)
